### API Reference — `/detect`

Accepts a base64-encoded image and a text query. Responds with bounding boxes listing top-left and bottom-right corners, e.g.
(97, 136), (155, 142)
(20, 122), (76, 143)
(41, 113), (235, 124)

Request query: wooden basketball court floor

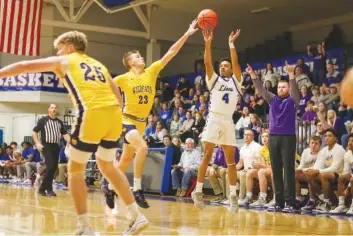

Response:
(0, 184), (352, 235)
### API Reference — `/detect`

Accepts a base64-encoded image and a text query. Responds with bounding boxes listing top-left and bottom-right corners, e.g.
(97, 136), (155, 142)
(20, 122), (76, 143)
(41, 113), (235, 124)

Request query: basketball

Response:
(341, 67), (353, 106)
(197, 9), (218, 30)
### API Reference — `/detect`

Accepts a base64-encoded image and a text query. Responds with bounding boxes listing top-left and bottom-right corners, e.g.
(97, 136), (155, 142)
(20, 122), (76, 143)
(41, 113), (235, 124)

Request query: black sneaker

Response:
(268, 203), (284, 212)
(134, 190), (150, 209)
(283, 204), (301, 213)
(37, 189), (47, 196)
(47, 191), (57, 197)
(301, 200), (316, 212)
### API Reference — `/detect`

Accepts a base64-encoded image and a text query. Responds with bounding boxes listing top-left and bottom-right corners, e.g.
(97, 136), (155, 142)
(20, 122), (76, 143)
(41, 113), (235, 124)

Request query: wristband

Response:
(229, 43), (235, 49)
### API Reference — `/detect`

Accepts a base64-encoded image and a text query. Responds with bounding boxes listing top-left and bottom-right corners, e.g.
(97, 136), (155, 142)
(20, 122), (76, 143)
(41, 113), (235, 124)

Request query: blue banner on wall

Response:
(0, 72), (68, 93)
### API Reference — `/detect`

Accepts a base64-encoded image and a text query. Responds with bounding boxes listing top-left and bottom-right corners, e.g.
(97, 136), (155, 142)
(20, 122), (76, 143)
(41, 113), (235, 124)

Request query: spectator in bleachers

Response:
(159, 102), (172, 127)
(235, 107), (251, 139)
(170, 99), (183, 115)
(318, 109), (346, 144)
(144, 114), (156, 138)
(203, 91), (210, 103)
(302, 101), (318, 122)
(146, 121), (168, 147)
(22, 142), (42, 185)
(184, 88), (194, 109)
(177, 77), (191, 98)
(241, 86), (251, 104)
(341, 124), (353, 149)
(325, 62), (343, 86)
(190, 95), (199, 111)
(198, 103), (208, 120)
(195, 95), (207, 111)
(10, 142), (21, 155)
(295, 67), (312, 90)
(248, 114), (262, 142)
(298, 86), (312, 116)
(325, 84), (340, 111)
(240, 131), (271, 206)
(316, 102), (328, 119)
(178, 111), (194, 143)
(242, 71), (255, 94)
(151, 97), (161, 115)
(236, 128), (262, 201)
(248, 95), (257, 112)
(310, 86), (321, 105)
(170, 113), (182, 138)
(56, 144), (68, 185)
(301, 129), (345, 213)
(253, 89), (267, 119)
(171, 138), (201, 197)
(294, 136), (321, 206)
(156, 80), (164, 98)
(232, 104), (242, 125)
(195, 83), (204, 95)
(171, 90), (185, 105)
(208, 146), (240, 204)
(307, 42), (326, 86)
(178, 107), (186, 122)
(318, 86), (329, 104)
(162, 83), (174, 101)
(262, 63), (280, 88)
(295, 58), (310, 76)
(264, 80), (276, 94)
(2, 146), (17, 178)
(311, 120), (326, 147)
(329, 134), (353, 215)
(191, 111), (205, 145)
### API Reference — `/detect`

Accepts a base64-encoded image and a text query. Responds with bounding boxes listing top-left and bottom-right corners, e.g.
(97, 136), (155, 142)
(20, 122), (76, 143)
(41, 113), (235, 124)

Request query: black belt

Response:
(123, 113), (147, 122)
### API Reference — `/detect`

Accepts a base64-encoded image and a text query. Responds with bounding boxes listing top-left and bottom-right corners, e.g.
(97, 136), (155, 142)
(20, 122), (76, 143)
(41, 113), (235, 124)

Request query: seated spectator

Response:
(195, 95), (208, 111)
(151, 97), (161, 115)
(298, 86), (312, 116)
(204, 91), (210, 103)
(295, 136), (321, 206)
(2, 146), (17, 178)
(236, 128), (262, 201)
(341, 124), (353, 149)
(302, 101), (318, 123)
(177, 77), (191, 98)
(295, 58), (310, 76)
(262, 63), (280, 88)
(330, 134), (353, 215)
(169, 113), (182, 138)
(248, 95), (257, 113)
(159, 102), (172, 127)
(325, 62), (343, 87)
(22, 142), (42, 185)
(264, 80), (276, 94)
(316, 102), (327, 119)
(235, 107), (251, 139)
(241, 86), (251, 104)
(208, 146), (240, 204)
(198, 103), (208, 120)
(162, 83), (174, 101)
(146, 121), (168, 147)
(311, 120), (326, 147)
(171, 138), (201, 197)
(56, 144), (68, 185)
(317, 109), (347, 144)
(248, 113), (262, 142)
(190, 95), (199, 111)
(301, 129), (345, 213)
(191, 111), (206, 145)
(14, 152), (26, 181)
(178, 111), (194, 143)
(318, 85), (329, 104)
(325, 84), (340, 111)
(240, 131), (271, 206)
(310, 86), (321, 105)
(242, 71), (255, 94)
(10, 142), (21, 155)
(232, 104), (243, 125)
(253, 90), (266, 120)
(184, 88), (194, 109)
(295, 67), (312, 89)
(178, 107), (186, 122)
(170, 93), (186, 111)
(144, 114), (156, 138)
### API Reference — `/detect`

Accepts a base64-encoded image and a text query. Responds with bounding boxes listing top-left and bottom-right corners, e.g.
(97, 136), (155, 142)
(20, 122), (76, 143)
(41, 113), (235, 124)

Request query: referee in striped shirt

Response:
(32, 103), (70, 197)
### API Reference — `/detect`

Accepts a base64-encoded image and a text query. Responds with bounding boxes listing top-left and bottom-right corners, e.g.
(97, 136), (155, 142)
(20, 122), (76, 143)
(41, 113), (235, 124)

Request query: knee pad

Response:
(96, 146), (117, 162)
(69, 146), (92, 164)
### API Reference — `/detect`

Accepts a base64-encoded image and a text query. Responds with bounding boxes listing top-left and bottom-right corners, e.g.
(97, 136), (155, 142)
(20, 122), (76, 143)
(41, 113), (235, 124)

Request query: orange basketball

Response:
(341, 67), (353, 107)
(197, 9), (218, 30)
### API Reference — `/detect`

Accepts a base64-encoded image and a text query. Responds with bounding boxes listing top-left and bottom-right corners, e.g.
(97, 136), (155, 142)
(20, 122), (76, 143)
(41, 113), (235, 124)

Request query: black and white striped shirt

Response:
(33, 116), (67, 144)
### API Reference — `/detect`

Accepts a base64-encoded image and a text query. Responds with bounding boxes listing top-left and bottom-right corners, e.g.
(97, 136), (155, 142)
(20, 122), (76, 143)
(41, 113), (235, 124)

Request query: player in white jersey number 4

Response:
(191, 29), (242, 212)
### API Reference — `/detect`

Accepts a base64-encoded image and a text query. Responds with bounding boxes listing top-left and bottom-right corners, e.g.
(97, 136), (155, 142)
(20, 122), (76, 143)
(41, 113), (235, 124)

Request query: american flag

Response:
(0, 0), (43, 56)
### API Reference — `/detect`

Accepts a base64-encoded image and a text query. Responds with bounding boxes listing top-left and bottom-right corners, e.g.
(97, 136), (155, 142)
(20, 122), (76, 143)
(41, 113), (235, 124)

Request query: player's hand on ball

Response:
(341, 68), (353, 107)
(229, 29), (241, 44)
(202, 29), (213, 44)
(185, 20), (199, 36)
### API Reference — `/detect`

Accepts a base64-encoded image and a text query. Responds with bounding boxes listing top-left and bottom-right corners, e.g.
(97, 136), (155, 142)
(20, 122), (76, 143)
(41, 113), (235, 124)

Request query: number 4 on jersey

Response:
(222, 93), (229, 104)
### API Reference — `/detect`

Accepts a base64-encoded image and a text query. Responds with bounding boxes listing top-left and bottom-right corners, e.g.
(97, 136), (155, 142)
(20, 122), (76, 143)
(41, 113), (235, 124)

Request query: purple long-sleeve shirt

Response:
(253, 78), (300, 135)
(213, 147), (240, 168)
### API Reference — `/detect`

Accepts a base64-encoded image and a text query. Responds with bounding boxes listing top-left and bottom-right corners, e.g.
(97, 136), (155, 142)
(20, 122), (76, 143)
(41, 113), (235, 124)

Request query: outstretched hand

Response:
(202, 29), (213, 44)
(246, 64), (254, 74)
(185, 20), (199, 36)
(229, 29), (241, 44)
(285, 61), (295, 80)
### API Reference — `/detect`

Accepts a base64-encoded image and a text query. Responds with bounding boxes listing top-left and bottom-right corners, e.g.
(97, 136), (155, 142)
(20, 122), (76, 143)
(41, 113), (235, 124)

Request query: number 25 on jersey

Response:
(80, 62), (106, 83)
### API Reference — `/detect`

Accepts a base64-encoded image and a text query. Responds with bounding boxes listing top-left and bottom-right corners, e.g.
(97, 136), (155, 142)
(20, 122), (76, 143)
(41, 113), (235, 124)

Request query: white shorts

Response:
(201, 113), (236, 146)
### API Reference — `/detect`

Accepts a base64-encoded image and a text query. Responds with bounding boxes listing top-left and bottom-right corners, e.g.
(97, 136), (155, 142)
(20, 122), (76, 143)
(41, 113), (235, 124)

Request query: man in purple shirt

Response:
(247, 62), (301, 212)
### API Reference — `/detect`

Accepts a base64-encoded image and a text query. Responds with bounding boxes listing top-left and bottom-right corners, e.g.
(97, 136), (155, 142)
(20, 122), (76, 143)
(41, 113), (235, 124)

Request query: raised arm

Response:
(160, 20), (198, 67)
(306, 45), (313, 57)
(229, 29), (242, 82)
(246, 64), (274, 104)
(203, 30), (215, 80)
(321, 42), (326, 56)
(286, 61), (300, 105)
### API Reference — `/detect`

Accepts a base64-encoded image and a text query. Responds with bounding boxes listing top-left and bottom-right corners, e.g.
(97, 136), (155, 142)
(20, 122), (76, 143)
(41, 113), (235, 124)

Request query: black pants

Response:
(40, 143), (60, 192)
(269, 135), (296, 206)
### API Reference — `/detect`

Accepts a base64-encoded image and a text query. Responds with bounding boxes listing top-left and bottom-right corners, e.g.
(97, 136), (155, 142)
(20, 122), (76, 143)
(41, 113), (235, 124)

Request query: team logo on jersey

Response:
(132, 85), (152, 94)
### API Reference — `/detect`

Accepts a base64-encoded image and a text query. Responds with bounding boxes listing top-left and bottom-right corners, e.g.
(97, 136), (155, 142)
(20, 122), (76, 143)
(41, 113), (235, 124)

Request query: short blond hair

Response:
(122, 50), (139, 69)
(53, 31), (88, 52)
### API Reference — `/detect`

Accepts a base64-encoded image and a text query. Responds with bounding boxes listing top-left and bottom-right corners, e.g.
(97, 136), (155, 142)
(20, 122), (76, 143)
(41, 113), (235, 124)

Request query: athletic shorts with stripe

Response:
(121, 115), (147, 144)
(70, 106), (123, 153)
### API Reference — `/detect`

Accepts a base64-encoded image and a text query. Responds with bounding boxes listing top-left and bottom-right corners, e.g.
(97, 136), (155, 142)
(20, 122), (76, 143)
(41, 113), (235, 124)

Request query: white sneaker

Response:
(191, 190), (205, 209)
(75, 225), (94, 235)
(23, 179), (32, 186)
(249, 196), (267, 208)
(346, 205), (353, 215)
(238, 196), (252, 207)
(123, 213), (149, 235)
(264, 198), (276, 208)
(229, 195), (239, 212)
(329, 204), (349, 214)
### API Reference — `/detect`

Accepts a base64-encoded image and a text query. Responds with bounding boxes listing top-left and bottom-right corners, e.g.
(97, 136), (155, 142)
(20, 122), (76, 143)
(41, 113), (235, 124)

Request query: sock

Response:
(296, 196), (305, 202)
(318, 194), (324, 201)
(323, 198), (329, 203)
(246, 192), (253, 198)
(77, 213), (89, 227)
(230, 185), (237, 196)
(338, 196), (345, 205)
(133, 178), (141, 191)
(126, 202), (139, 221)
(195, 182), (203, 193)
(260, 192), (267, 199)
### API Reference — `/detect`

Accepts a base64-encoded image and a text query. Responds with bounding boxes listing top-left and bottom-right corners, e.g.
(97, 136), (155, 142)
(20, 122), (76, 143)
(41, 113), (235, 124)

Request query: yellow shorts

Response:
(122, 115), (147, 144)
(70, 106), (122, 152)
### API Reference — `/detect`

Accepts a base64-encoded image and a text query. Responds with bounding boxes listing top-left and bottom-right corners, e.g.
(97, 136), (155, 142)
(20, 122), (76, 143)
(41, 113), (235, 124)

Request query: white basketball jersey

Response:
(208, 74), (240, 116)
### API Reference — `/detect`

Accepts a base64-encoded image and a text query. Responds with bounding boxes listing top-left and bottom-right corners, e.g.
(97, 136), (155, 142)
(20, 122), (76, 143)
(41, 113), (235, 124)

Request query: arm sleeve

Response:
(252, 78), (275, 104)
(146, 60), (164, 85)
(33, 117), (46, 133)
(289, 79), (300, 105)
(205, 73), (218, 91)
